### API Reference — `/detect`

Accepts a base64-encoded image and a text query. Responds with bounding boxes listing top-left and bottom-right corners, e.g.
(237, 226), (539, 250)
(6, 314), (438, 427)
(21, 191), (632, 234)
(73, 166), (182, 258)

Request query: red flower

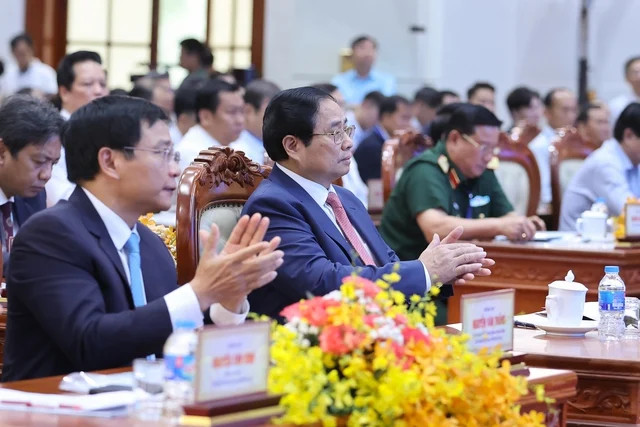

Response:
(280, 298), (341, 327)
(402, 327), (430, 346)
(319, 325), (366, 355)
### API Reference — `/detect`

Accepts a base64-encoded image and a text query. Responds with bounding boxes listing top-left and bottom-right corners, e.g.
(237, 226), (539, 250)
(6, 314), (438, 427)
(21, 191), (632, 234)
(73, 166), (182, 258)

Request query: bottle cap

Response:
(175, 320), (196, 330)
(604, 265), (619, 273)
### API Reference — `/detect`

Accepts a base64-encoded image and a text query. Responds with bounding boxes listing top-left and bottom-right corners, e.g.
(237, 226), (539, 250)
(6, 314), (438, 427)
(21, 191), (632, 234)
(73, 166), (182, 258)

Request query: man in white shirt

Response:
(45, 51), (109, 207)
(242, 86), (493, 321)
(529, 88), (578, 214)
(178, 79), (244, 172)
(2, 96), (283, 381)
(1, 33), (57, 97)
(609, 56), (640, 125)
(230, 79), (280, 163)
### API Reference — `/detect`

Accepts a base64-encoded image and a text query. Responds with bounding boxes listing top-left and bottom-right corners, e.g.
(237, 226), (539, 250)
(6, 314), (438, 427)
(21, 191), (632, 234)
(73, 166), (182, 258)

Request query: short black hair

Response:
(414, 86), (442, 109)
(379, 95), (410, 119)
(128, 85), (153, 101)
(440, 89), (459, 99)
(57, 51), (102, 90)
(263, 87), (334, 162)
(201, 47), (214, 67)
(0, 95), (64, 157)
(244, 79), (280, 110)
(64, 96), (168, 183)
(576, 103), (603, 125)
(445, 103), (502, 138)
(625, 56), (640, 76)
(614, 102), (640, 143)
(467, 82), (495, 100)
(506, 86), (540, 113)
(351, 35), (377, 50)
(195, 79), (240, 119)
(10, 33), (34, 50)
(363, 90), (385, 107)
(429, 102), (465, 142)
(180, 38), (205, 54)
(310, 83), (338, 94)
(174, 87), (198, 117)
(543, 88), (570, 108)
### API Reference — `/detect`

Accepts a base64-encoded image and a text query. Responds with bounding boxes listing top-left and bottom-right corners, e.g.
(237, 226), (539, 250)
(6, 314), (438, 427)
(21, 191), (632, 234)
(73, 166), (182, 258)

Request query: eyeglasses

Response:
(123, 146), (181, 163)
(312, 125), (356, 145)
(461, 134), (500, 156)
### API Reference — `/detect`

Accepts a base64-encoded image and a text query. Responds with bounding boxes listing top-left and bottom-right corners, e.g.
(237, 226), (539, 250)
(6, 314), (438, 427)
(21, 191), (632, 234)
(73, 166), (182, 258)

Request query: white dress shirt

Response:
(177, 124), (221, 172)
(1, 59), (57, 97)
(82, 187), (248, 329)
(528, 125), (559, 212)
(230, 130), (265, 164)
(45, 109), (76, 206)
(276, 164), (431, 289)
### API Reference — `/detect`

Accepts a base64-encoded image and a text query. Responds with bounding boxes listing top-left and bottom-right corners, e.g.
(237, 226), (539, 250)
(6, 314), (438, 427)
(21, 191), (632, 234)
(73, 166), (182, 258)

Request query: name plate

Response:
(625, 202), (640, 237)
(194, 321), (270, 403)
(461, 289), (514, 353)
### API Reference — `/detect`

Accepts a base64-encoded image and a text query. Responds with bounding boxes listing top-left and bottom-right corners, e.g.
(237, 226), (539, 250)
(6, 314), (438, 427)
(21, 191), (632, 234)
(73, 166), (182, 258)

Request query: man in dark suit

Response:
(354, 95), (412, 183)
(0, 95), (64, 272)
(243, 87), (493, 319)
(2, 96), (283, 381)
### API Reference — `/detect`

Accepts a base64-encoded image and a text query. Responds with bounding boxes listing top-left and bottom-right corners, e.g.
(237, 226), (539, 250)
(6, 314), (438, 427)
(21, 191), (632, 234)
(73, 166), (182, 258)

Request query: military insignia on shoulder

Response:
(448, 168), (460, 189)
(487, 156), (499, 170)
(437, 154), (449, 173)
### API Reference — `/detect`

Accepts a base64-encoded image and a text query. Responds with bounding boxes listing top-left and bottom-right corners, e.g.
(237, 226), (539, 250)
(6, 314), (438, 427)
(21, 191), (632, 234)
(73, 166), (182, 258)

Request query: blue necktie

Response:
(124, 232), (146, 307)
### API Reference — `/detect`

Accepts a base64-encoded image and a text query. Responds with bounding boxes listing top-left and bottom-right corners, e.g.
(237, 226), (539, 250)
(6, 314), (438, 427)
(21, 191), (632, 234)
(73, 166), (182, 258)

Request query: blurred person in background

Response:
(1, 33), (57, 98)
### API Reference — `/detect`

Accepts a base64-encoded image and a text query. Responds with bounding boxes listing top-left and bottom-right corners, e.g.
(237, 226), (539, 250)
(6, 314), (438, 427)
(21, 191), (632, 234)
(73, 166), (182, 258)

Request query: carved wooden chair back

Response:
(494, 132), (541, 216)
(176, 147), (271, 284)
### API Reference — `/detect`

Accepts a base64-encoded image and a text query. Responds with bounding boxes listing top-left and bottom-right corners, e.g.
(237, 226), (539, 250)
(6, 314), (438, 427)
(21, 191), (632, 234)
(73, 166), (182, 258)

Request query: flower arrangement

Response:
(268, 273), (546, 426)
(138, 213), (177, 263)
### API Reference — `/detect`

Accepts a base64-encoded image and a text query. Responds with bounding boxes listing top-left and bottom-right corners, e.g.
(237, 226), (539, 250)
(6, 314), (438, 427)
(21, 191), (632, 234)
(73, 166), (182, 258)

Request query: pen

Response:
(514, 320), (537, 330)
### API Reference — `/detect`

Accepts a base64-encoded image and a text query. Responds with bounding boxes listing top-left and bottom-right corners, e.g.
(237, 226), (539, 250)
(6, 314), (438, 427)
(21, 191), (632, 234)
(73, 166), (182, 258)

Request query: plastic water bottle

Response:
(163, 321), (197, 421)
(591, 197), (608, 215)
(598, 266), (625, 340)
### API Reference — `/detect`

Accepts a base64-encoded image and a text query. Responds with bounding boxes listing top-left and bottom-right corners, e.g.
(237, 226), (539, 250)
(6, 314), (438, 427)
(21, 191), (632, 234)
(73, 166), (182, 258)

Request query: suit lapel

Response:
(70, 188), (131, 300)
(12, 193), (45, 227)
(270, 166), (358, 263)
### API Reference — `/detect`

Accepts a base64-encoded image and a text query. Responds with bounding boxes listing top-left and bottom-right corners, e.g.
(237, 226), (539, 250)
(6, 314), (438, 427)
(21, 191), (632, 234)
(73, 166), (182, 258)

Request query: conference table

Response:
(512, 326), (640, 426)
(0, 365), (575, 426)
(448, 233), (640, 323)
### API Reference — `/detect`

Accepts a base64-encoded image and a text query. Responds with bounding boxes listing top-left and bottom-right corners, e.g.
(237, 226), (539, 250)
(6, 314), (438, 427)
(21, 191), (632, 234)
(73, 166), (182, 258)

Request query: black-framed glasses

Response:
(461, 134), (500, 156)
(123, 146), (180, 163)
(312, 125), (356, 145)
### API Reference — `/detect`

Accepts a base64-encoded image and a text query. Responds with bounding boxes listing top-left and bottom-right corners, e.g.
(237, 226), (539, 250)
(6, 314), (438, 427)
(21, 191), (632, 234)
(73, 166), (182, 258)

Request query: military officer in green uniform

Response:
(381, 103), (544, 324)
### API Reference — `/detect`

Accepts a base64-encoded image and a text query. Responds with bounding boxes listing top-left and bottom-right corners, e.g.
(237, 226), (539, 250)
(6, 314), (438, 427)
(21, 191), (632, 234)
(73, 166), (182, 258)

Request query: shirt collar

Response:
(60, 109), (71, 121)
(347, 68), (376, 82)
(81, 187), (137, 251)
(189, 124), (221, 147)
(541, 125), (557, 140)
(275, 163), (336, 207)
(0, 187), (14, 205)
(605, 139), (635, 171)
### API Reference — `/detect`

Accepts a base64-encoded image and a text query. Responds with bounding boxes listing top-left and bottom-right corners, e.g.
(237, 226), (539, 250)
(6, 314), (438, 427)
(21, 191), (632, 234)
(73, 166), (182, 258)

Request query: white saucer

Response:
(532, 319), (598, 337)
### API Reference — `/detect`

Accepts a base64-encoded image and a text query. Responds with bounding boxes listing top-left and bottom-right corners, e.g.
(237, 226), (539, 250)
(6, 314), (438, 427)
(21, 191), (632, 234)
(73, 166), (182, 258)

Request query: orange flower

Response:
(280, 297), (341, 327)
(344, 276), (381, 298)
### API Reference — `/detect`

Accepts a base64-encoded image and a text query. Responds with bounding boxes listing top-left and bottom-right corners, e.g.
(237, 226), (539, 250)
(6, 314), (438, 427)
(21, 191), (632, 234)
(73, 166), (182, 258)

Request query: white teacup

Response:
(545, 279), (588, 327)
(576, 210), (607, 240)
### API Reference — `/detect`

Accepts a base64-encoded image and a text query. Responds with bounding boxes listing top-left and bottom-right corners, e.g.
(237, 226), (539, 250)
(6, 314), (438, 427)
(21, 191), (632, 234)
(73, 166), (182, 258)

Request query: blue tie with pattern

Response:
(124, 232), (146, 307)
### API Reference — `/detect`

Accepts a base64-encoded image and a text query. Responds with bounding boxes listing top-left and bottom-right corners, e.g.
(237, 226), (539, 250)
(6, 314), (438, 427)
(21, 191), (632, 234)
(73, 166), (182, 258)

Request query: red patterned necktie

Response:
(325, 192), (376, 266)
(0, 202), (13, 252)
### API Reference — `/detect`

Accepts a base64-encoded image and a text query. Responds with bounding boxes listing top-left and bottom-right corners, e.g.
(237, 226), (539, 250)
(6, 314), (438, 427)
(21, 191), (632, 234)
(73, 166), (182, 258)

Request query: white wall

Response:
(264, 0), (640, 121)
(0, 0), (25, 65)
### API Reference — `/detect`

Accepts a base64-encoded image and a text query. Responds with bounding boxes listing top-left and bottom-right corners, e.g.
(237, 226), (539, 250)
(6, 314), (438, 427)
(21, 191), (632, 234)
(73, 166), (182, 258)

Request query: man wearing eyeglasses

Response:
(381, 103), (545, 263)
(2, 96), (283, 381)
(242, 87), (494, 321)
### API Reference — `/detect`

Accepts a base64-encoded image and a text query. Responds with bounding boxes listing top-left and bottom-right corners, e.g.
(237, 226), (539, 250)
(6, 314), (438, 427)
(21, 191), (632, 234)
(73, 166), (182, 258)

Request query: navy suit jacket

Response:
(1, 191), (47, 273)
(2, 187), (178, 381)
(354, 129), (385, 183)
(242, 165), (426, 318)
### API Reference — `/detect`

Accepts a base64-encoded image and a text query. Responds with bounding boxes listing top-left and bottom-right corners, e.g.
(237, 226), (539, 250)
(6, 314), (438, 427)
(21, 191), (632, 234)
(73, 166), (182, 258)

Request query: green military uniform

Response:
(380, 141), (513, 325)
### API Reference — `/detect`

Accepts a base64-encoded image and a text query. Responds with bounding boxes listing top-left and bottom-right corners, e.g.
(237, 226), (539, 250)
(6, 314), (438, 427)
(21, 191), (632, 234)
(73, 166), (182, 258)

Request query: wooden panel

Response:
(448, 240), (640, 324)
(251, 0), (264, 75)
(24, 0), (68, 68)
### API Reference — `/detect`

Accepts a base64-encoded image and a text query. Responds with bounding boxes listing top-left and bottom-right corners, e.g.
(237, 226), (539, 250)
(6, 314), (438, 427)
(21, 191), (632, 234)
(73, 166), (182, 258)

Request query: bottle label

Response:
(599, 290), (625, 311)
(164, 354), (195, 382)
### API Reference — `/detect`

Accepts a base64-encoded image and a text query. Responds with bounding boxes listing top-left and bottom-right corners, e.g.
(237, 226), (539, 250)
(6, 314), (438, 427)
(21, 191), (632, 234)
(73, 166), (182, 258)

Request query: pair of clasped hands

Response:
(189, 215), (494, 313)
